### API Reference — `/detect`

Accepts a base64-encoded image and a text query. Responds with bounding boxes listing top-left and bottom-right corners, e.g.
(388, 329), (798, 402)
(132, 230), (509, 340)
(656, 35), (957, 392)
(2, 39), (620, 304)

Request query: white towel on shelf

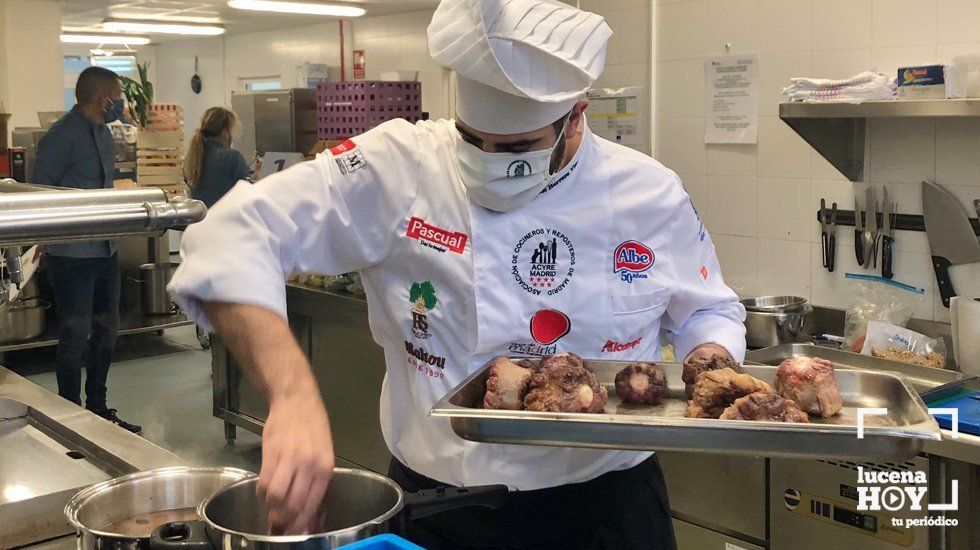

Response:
(782, 71), (896, 103)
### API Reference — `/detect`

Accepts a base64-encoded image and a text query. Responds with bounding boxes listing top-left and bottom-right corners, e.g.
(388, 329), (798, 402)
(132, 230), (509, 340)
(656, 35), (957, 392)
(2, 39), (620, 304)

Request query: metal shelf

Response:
(0, 311), (191, 352)
(779, 99), (980, 182)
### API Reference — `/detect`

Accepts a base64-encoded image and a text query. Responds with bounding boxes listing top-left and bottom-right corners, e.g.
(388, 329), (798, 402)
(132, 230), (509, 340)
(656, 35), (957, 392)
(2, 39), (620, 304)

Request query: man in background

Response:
(31, 66), (140, 433)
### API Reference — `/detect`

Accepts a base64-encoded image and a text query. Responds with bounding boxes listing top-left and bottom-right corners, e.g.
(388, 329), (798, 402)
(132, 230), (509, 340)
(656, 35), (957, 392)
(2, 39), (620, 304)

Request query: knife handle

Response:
(828, 234), (836, 272)
(854, 230), (864, 266)
(821, 232), (829, 268)
(882, 235), (893, 279)
(933, 255), (956, 308)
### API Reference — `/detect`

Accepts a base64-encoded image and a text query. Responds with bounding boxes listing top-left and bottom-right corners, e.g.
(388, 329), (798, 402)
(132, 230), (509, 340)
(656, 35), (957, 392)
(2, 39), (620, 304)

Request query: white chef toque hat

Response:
(428, 0), (612, 135)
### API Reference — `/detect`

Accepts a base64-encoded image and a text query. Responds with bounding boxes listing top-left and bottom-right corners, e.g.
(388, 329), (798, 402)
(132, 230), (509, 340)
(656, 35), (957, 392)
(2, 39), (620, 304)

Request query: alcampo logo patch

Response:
(529, 309), (571, 345)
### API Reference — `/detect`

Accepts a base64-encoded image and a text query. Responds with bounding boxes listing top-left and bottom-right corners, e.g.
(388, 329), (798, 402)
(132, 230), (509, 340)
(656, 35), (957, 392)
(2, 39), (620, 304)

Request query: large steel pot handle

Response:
(401, 484), (509, 522)
(149, 520), (211, 549)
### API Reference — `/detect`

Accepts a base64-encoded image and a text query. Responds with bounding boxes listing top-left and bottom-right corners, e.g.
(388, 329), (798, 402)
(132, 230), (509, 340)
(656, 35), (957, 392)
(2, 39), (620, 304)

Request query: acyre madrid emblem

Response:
(512, 228), (576, 296)
(409, 281), (437, 339)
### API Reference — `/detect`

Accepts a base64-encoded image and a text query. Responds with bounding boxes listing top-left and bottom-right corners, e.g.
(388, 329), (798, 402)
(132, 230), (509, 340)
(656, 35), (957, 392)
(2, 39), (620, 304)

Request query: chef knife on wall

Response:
(922, 180), (980, 307)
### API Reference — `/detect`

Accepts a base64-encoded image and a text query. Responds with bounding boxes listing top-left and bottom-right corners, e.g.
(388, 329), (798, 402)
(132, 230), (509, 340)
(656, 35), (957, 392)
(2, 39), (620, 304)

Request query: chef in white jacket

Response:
(170, 0), (745, 547)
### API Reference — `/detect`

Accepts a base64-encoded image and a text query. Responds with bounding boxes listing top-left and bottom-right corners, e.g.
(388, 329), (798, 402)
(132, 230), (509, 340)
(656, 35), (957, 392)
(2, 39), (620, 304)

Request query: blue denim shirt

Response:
(189, 139), (251, 208)
(32, 106), (116, 258)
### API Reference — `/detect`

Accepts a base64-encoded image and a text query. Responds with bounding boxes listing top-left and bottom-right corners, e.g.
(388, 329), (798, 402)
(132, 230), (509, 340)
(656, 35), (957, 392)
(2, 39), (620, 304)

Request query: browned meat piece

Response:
(685, 368), (773, 419)
(774, 357), (843, 418)
(682, 354), (743, 399)
(719, 392), (810, 423)
(615, 362), (666, 405)
(524, 355), (607, 413)
(483, 357), (533, 410)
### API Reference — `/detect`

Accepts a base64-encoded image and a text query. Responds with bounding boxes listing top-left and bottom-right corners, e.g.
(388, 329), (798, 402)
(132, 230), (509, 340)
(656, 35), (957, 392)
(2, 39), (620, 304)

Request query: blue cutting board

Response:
(927, 390), (980, 436)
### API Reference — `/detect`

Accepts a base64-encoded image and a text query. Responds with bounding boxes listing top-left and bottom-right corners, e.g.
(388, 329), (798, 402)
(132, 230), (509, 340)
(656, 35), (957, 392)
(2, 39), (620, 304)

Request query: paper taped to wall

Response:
(705, 55), (758, 144)
(587, 87), (641, 147)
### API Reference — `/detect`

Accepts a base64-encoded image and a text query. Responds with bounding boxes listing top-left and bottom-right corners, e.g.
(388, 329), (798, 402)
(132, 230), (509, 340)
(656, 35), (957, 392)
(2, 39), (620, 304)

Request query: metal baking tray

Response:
(746, 343), (964, 394)
(430, 358), (941, 461)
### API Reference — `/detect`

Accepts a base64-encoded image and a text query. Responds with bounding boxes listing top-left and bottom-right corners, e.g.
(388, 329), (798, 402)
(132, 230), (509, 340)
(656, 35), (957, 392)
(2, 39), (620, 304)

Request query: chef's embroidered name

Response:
(404, 341), (446, 378)
(406, 217), (468, 254)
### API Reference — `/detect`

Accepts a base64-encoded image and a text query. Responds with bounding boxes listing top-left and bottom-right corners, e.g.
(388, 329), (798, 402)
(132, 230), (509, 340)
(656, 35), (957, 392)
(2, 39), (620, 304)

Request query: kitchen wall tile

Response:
(657, 59), (705, 116)
(679, 173), (709, 219)
(656, 116), (708, 174)
(810, 150), (851, 182)
(712, 234), (759, 294)
(811, 49), (873, 79)
(605, 7), (652, 65)
(936, 41), (980, 61)
(758, 52), (812, 115)
(757, 116), (811, 178)
(935, 118), (980, 186)
(938, 0), (980, 45)
(889, 249), (937, 320)
(756, 239), (812, 298)
(707, 144), (757, 176)
(813, 0), (872, 51)
(658, 1), (709, 60)
(758, 177), (813, 242)
(707, 176), (758, 236)
(872, 0), (937, 48)
(758, 0), (812, 54)
(871, 45), (938, 79)
(708, 0), (758, 55)
(810, 242), (861, 310)
(867, 118), (936, 184)
(584, 0), (650, 10)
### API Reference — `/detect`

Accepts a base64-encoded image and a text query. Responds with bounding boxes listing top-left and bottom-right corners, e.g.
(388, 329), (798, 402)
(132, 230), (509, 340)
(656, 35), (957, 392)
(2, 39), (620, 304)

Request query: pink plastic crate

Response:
(317, 81), (422, 140)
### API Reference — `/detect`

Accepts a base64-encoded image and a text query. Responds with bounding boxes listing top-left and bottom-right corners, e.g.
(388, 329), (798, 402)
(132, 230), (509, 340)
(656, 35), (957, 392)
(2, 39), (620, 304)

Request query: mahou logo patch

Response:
(614, 241), (654, 283)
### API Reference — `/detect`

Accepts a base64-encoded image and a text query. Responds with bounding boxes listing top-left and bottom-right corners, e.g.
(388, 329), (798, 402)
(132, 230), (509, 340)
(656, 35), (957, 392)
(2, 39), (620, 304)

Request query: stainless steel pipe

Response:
(0, 185), (207, 247)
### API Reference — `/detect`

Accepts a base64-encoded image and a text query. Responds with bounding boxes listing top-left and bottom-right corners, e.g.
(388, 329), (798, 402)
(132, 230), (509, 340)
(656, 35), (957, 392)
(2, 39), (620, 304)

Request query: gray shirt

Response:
(32, 106), (116, 258)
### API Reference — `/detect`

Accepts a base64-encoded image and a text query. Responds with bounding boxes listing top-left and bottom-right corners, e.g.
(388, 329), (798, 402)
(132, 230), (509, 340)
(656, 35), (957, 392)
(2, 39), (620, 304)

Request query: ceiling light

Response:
(110, 13), (224, 25)
(228, 0), (366, 17)
(61, 34), (151, 45)
(103, 19), (225, 36)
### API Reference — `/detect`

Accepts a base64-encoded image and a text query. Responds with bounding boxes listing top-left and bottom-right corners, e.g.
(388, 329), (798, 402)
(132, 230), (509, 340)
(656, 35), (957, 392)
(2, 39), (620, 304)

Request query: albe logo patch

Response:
(409, 281), (437, 339)
(613, 241), (654, 283)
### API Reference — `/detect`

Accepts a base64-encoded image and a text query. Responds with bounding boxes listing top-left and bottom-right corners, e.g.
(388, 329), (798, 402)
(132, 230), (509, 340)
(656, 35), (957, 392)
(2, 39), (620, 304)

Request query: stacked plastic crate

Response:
(317, 81), (422, 140)
(136, 104), (187, 198)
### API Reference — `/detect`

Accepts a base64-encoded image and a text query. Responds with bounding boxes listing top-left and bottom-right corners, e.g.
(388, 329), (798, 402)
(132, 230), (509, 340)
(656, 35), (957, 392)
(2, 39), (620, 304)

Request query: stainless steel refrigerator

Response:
(231, 88), (318, 159)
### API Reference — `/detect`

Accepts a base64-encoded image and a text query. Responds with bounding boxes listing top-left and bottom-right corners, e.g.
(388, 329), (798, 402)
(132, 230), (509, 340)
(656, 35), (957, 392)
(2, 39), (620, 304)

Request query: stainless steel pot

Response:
(150, 468), (508, 549)
(65, 466), (255, 550)
(0, 297), (47, 343)
(743, 304), (813, 349)
(139, 262), (179, 315)
(741, 295), (808, 313)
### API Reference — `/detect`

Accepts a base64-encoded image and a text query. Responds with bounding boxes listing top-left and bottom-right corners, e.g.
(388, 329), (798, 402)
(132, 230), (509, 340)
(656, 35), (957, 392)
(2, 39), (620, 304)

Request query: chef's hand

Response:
(259, 367), (335, 535)
(683, 342), (734, 363)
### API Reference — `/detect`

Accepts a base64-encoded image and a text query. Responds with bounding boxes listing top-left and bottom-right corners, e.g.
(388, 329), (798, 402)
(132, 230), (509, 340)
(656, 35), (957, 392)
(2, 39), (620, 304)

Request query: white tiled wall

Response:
(0, 0), (65, 132)
(656, 0), (980, 322)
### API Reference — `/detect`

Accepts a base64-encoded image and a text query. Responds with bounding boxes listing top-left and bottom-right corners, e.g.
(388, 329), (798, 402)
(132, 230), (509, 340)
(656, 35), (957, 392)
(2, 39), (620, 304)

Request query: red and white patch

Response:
(614, 241), (655, 274)
(405, 216), (468, 254)
(529, 309), (571, 345)
(329, 139), (358, 155)
(700, 265), (709, 280)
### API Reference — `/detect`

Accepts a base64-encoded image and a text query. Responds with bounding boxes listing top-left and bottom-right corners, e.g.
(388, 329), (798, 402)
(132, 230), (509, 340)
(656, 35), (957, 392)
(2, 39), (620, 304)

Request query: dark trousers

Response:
(389, 455), (677, 550)
(46, 253), (120, 410)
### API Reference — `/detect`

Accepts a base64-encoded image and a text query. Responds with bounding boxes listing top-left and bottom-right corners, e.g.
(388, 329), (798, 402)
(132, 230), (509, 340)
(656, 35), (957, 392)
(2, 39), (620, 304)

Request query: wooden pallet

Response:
(137, 131), (183, 149)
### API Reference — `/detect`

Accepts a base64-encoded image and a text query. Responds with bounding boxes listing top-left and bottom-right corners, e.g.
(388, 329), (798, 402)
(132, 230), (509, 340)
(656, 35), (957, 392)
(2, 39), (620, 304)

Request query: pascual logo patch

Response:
(508, 309), (570, 357)
(409, 281), (437, 339)
(406, 217), (467, 254)
(511, 228), (575, 295)
(614, 241), (654, 283)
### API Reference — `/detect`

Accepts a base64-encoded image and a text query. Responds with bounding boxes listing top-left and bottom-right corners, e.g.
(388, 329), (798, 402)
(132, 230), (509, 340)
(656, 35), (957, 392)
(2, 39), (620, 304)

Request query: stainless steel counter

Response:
(212, 284), (391, 473)
(0, 365), (184, 548)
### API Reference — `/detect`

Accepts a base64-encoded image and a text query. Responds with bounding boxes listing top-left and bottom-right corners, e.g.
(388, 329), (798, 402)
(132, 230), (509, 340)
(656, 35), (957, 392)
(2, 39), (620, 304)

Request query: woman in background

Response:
(185, 107), (251, 208)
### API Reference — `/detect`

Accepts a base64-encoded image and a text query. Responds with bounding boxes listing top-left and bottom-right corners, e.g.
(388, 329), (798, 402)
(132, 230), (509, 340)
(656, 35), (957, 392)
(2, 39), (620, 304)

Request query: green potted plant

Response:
(121, 61), (154, 127)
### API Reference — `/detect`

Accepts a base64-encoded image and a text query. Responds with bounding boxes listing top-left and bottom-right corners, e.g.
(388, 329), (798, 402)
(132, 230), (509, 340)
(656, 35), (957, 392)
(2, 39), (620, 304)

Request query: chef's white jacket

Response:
(169, 118), (746, 491)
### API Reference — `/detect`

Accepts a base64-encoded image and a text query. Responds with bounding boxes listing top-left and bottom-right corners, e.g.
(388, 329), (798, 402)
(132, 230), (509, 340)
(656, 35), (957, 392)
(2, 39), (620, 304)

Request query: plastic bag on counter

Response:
(859, 320), (947, 368)
(843, 273), (925, 353)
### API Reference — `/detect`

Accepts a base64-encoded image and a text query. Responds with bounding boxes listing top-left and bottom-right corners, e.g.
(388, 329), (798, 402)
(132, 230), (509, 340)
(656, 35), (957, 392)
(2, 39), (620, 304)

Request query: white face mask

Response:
(456, 119), (568, 212)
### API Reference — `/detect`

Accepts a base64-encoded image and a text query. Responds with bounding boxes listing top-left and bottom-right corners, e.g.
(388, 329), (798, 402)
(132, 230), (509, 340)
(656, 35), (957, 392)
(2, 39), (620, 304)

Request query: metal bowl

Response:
(65, 466), (255, 549)
(744, 305), (813, 349)
(741, 296), (808, 313)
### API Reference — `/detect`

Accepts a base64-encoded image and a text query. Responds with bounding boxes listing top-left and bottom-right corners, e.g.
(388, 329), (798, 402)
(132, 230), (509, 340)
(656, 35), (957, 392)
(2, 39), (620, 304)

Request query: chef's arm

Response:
(664, 182), (747, 363)
(204, 301), (333, 534)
